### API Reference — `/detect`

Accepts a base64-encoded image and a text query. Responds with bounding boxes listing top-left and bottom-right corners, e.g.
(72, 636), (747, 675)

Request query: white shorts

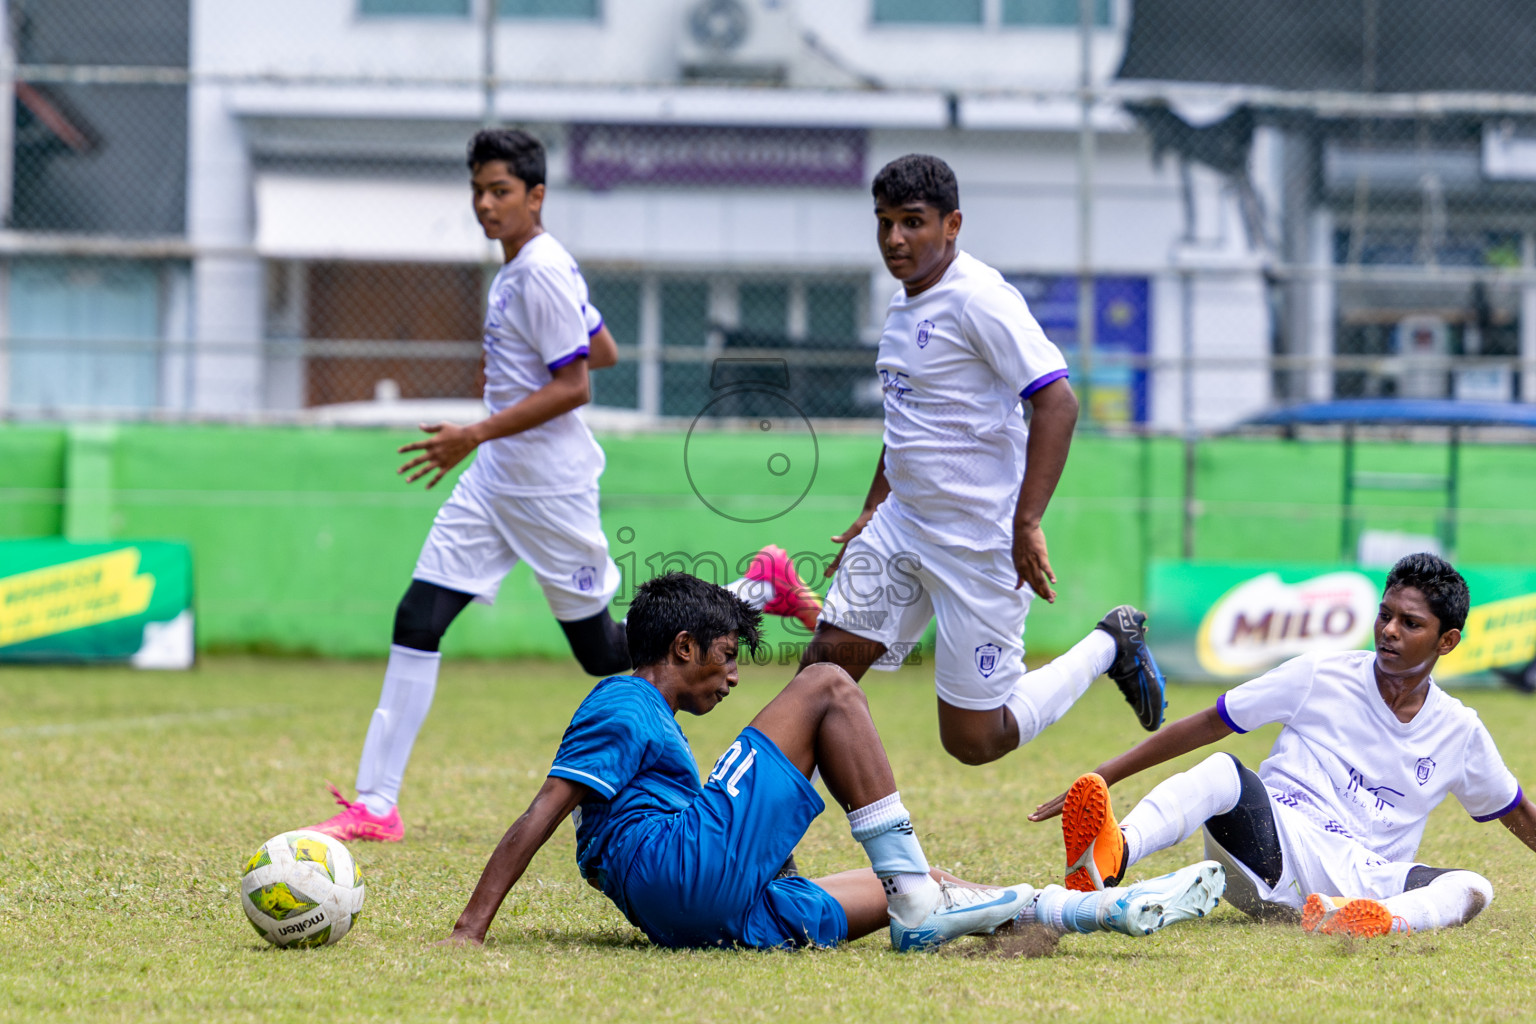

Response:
(412, 477), (619, 621)
(1204, 790), (1418, 916)
(819, 502), (1030, 711)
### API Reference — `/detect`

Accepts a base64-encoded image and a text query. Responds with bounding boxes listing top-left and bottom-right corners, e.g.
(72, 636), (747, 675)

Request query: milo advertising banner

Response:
(0, 540), (194, 667)
(1147, 561), (1536, 683)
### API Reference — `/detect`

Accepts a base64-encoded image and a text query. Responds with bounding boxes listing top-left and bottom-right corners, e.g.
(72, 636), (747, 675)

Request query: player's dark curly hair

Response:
(467, 128), (546, 189)
(1384, 553), (1469, 633)
(872, 154), (960, 216)
(626, 572), (764, 670)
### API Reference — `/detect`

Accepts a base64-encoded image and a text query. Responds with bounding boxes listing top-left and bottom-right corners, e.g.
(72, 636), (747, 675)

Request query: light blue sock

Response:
(1066, 891), (1103, 933)
(848, 792), (930, 878)
(1032, 885), (1104, 934)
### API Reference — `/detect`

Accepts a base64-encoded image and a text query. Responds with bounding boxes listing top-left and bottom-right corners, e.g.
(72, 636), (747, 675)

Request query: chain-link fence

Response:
(6, 0), (1536, 431)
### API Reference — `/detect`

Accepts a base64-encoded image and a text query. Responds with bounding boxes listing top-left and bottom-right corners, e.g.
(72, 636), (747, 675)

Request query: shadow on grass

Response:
(480, 928), (652, 952)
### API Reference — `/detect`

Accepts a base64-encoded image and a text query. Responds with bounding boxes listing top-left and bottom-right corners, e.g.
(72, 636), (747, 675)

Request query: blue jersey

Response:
(548, 675), (702, 919)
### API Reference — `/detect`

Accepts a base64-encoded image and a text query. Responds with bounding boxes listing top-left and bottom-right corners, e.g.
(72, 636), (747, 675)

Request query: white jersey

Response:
(1218, 649), (1522, 866)
(469, 232), (605, 496)
(876, 250), (1069, 548)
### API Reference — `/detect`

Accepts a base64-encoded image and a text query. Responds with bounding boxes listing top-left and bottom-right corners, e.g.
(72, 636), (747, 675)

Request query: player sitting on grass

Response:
(1030, 553), (1536, 938)
(444, 572), (1226, 951)
(803, 154), (1165, 775)
(308, 128), (820, 844)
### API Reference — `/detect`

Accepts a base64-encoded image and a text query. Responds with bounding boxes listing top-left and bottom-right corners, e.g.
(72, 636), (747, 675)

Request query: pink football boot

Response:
(746, 544), (823, 631)
(307, 782), (404, 843)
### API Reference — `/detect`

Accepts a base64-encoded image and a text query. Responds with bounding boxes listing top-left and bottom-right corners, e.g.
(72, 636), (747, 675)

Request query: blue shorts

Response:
(620, 726), (848, 949)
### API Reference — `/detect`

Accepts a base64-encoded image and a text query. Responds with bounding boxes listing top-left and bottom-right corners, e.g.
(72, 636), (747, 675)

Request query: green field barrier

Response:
(1, 423), (1533, 661)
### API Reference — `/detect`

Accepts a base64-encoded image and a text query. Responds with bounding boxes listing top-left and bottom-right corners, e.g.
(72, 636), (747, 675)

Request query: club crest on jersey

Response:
(573, 565), (598, 592)
(974, 643), (1002, 678)
(1415, 757), (1435, 786)
(915, 319), (935, 349)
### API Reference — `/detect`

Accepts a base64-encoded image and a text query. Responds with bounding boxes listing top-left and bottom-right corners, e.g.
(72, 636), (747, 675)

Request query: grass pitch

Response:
(4, 657), (1536, 1023)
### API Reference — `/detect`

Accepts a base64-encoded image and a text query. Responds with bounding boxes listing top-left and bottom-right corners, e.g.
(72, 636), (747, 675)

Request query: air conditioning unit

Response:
(678, 0), (796, 84)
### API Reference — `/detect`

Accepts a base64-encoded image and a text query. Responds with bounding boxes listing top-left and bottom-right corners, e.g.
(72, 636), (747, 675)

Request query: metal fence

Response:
(6, 0), (1536, 430)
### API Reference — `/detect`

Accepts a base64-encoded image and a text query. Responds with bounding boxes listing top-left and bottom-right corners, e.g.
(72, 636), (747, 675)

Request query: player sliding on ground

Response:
(444, 572), (1225, 951)
(309, 129), (819, 844)
(1031, 553), (1536, 938)
(802, 153), (1166, 770)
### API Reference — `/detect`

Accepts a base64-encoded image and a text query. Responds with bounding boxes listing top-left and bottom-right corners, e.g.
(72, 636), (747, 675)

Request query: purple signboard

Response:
(568, 123), (866, 190)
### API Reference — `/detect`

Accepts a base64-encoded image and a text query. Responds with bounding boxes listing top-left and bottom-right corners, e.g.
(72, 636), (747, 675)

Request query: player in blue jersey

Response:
(445, 572), (1225, 951)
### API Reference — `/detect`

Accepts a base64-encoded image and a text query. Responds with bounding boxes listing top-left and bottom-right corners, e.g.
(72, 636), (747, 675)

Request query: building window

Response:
(738, 282), (789, 339)
(8, 260), (164, 412)
(873, 0), (982, 24)
(580, 273), (873, 418)
(659, 279), (711, 417)
(498, 0), (599, 19)
(359, 0), (469, 15)
(587, 275), (640, 410)
(1002, 0), (1110, 27)
(806, 282), (860, 343)
(302, 262), (484, 406)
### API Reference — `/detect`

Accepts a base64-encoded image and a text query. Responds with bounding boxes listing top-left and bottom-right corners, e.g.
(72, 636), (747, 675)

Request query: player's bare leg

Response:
(747, 663), (944, 929)
(935, 700), (1020, 766)
(797, 623), (888, 681)
(746, 689), (1044, 952)
(813, 866), (1002, 941)
(748, 662), (899, 811)
(737, 662), (1225, 949)
(937, 610), (1166, 766)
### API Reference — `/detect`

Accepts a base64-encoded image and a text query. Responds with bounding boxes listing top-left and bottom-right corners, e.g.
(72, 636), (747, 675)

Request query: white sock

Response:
(1381, 871), (1493, 931)
(848, 792), (938, 927)
(1003, 629), (1116, 747)
(724, 576), (775, 612)
(1120, 752), (1243, 866)
(355, 644), (441, 816)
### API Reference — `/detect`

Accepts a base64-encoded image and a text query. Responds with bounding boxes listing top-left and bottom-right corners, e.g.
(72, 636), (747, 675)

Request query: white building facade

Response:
(4, 0), (1274, 429)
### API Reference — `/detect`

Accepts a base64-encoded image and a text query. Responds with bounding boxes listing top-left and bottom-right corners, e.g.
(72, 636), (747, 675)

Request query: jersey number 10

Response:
(708, 741), (757, 797)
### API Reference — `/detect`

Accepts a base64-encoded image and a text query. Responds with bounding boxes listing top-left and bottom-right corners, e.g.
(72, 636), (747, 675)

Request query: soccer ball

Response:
(240, 830), (365, 948)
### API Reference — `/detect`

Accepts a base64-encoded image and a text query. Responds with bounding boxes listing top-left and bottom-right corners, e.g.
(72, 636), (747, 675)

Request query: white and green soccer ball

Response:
(240, 830), (365, 948)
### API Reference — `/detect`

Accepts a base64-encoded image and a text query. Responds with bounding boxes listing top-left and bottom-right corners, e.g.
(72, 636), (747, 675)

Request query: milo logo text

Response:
(1197, 571), (1377, 677)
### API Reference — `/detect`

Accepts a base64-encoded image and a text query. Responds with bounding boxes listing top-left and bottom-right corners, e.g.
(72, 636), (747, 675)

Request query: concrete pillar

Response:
(1522, 232), (1536, 402)
(185, 79), (263, 414)
(1307, 208), (1336, 402)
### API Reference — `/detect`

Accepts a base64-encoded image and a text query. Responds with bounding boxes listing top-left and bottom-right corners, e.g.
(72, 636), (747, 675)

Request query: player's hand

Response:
(825, 509), (875, 577)
(1028, 791), (1067, 822)
(397, 422), (479, 489)
(1012, 521), (1056, 602)
(435, 928), (485, 948)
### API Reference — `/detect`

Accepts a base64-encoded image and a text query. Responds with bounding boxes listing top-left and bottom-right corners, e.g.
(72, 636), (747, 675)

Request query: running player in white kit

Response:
(308, 129), (820, 843)
(803, 154), (1166, 769)
(1034, 553), (1536, 938)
